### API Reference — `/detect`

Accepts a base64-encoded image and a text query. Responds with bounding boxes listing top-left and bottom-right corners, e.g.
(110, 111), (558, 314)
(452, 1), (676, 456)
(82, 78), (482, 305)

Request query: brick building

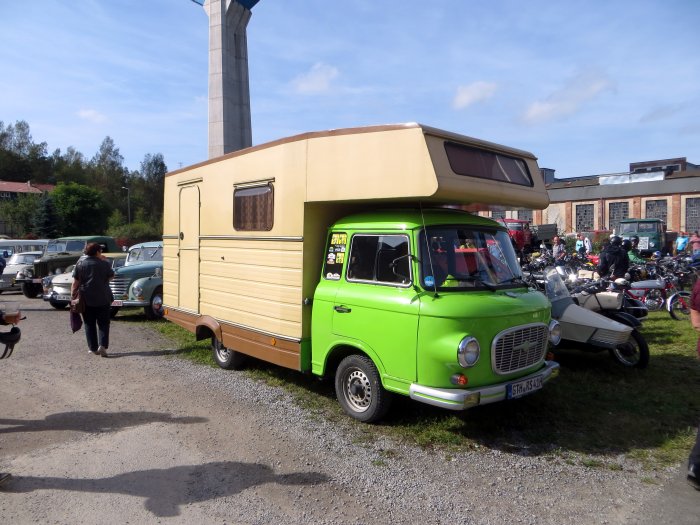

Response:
(494, 158), (700, 235)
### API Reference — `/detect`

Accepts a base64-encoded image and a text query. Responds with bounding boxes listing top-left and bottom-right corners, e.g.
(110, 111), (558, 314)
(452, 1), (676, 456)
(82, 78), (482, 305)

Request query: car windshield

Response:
(126, 246), (162, 265)
(419, 226), (521, 291)
(46, 240), (86, 253)
(8, 253), (39, 265)
(638, 222), (659, 233)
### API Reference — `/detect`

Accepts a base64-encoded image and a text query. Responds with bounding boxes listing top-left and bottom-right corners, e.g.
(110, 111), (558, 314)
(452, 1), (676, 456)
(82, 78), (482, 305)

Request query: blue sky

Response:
(1, 0), (699, 178)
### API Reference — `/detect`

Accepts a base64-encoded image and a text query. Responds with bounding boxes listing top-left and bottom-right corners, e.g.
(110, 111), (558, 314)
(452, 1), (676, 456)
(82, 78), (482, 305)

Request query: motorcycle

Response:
(610, 271), (691, 321)
(529, 267), (649, 368)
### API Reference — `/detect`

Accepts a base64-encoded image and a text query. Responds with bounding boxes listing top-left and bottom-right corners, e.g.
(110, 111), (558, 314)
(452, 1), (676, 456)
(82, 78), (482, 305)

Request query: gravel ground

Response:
(0, 299), (696, 523)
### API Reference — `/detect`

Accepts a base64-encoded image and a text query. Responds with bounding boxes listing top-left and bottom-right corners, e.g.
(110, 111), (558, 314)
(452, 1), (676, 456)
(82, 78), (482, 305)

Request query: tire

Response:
(610, 329), (649, 369)
(49, 300), (68, 310)
(211, 336), (246, 370)
(144, 287), (164, 320)
(22, 283), (42, 299)
(668, 292), (691, 321)
(334, 354), (392, 423)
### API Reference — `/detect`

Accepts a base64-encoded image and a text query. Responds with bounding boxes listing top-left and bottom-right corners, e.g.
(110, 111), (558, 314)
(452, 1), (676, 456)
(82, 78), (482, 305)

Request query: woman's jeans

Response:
(82, 304), (111, 351)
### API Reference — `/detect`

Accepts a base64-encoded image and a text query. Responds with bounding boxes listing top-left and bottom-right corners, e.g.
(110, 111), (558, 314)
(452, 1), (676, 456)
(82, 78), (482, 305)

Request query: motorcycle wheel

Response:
(668, 292), (691, 321)
(610, 329), (649, 369)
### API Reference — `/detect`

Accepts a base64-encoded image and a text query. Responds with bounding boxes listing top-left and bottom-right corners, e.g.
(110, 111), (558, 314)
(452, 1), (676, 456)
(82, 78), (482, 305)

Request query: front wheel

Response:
(211, 336), (247, 370)
(668, 292), (691, 321)
(144, 287), (164, 320)
(334, 354), (392, 423)
(22, 283), (42, 299)
(610, 329), (649, 369)
(49, 300), (68, 310)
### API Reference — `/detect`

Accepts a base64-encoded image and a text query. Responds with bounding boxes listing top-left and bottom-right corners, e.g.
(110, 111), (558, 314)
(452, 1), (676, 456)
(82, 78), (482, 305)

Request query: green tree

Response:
(0, 193), (41, 237)
(51, 183), (110, 235)
(31, 194), (62, 238)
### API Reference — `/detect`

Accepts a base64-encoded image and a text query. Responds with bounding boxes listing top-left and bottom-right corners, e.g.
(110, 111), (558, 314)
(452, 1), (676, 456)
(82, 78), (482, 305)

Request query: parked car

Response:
(110, 241), (164, 320)
(43, 253), (127, 309)
(0, 251), (44, 294)
(15, 235), (119, 298)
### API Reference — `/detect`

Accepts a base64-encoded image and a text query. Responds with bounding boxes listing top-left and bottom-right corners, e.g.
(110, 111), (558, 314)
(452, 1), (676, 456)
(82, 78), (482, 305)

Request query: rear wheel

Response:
(334, 354), (392, 423)
(211, 336), (247, 370)
(610, 329), (649, 369)
(668, 292), (691, 321)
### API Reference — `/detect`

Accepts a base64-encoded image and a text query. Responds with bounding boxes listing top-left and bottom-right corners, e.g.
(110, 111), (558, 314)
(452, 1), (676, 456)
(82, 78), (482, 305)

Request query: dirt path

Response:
(1, 300), (696, 523)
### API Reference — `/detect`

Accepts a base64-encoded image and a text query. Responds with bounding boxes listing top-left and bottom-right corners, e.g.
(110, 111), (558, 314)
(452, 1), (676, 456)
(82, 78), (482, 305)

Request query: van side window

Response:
(347, 234), (411, 286)
(233, 184), (274, 231)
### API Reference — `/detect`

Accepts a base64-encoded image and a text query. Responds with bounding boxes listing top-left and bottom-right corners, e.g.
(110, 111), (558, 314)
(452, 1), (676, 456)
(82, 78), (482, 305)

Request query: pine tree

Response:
(32, 194), (61, 238)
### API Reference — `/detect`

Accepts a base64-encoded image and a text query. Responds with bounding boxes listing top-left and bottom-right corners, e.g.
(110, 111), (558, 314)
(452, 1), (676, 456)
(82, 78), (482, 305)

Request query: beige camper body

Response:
(163, 123), (549, 371)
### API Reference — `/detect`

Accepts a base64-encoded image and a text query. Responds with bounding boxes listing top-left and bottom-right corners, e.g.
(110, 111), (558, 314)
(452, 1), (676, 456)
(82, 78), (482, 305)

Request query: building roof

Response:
(0, 180), (55, 194)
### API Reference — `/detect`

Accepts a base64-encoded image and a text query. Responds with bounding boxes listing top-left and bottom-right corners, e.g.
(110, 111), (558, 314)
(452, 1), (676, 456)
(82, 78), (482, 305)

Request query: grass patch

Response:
(152, 311), (699, 470)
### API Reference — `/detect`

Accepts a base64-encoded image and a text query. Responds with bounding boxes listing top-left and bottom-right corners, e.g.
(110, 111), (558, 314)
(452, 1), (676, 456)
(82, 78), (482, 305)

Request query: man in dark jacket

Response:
(597, 236), (629, 278)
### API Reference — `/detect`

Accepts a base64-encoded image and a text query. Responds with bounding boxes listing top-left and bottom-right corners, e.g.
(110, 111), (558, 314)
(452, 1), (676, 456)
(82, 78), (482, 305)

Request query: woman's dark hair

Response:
(84, 242), (103, 256)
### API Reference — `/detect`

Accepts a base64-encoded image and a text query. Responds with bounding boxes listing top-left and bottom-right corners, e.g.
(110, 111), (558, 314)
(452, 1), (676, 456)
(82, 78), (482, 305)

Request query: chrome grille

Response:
(492, 324), (548, 374)
(110, 276), (131, 299)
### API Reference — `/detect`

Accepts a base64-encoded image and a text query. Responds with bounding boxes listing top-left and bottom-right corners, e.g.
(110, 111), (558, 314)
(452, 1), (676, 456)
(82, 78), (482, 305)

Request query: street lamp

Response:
(121, 186), (131, 225)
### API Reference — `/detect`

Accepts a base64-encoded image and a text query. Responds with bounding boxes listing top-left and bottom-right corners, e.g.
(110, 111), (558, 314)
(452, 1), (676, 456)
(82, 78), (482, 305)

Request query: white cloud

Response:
(452, 81), (498, 110)
(77, 109), (107, 124)
(292, 63), (339, 94)
(522, 70), (614, 124)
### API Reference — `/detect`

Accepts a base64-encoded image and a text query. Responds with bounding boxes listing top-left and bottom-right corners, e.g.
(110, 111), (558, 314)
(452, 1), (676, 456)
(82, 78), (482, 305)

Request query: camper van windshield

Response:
(420, 227), (521, 291)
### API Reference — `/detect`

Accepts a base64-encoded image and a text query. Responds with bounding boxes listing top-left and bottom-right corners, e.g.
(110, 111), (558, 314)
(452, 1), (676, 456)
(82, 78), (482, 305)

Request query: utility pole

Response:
(122, 186), (131, 225)
(203, 0), (261, 158)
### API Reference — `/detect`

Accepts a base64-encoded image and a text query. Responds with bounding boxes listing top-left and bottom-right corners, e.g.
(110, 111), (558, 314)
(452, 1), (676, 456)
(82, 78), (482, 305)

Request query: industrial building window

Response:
(645, 199), (667, 224)
(686, 198), (700, 233)
(608, 202), (629, 233)
(233, 184), (273, 231)
(576, 204), (594, 232)
(444, 141), (533, 187)
(517, 210), (533, 222)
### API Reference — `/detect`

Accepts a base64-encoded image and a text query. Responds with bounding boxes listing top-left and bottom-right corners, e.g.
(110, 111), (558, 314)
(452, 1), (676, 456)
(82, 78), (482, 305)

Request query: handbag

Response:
(70, 311), (83, 333)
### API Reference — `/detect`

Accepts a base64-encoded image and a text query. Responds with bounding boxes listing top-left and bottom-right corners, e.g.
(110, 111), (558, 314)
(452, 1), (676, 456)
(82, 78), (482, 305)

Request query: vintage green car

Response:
(15, 235), (119, 298)
(109, 241), (164, 320)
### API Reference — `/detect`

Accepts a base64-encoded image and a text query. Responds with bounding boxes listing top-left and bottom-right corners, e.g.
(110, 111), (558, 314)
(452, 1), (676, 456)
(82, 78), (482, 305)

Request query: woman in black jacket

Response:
(71, 242), (114, 357)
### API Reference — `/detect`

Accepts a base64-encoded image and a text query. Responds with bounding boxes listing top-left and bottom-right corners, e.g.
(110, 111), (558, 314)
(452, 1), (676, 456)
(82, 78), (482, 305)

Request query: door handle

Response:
(334, 305), (351, 313)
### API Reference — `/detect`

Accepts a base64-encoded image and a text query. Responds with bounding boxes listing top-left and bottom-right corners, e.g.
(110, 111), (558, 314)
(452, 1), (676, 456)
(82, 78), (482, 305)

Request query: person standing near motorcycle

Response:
(687, 258), (700, 490)
(627, 236), (646, 265)
(690, 231), (700, 256)
(552, 236), (566, 264)
(598, 235), (629, 279)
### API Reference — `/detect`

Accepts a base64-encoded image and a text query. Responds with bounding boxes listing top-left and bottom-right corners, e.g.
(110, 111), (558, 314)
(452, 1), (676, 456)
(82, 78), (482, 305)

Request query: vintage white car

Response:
(0, 251), (44, 294)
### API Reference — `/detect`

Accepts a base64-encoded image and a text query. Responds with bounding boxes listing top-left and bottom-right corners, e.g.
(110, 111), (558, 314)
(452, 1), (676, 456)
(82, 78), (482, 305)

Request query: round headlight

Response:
(132, 284), (143, 298)
(26, 269), (33, 278)
(649, 241), (655, 247)
(457, 336), (480, 368)
(548, 320), (561, 346)
(55, 268), (63, 275)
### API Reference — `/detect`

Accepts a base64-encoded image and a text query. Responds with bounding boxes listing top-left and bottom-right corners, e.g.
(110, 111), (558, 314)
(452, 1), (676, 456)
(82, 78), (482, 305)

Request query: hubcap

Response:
(344, 368), (371, 412)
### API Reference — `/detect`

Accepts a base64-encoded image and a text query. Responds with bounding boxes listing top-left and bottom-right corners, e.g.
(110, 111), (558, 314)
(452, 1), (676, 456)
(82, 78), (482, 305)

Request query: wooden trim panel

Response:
(164, 307), (302, 371)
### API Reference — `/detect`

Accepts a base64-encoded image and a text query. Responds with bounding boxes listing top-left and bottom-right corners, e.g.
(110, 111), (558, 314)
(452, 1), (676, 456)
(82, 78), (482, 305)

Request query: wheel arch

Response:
(195, 315), (222, 342)
(320, 342), (386, 382)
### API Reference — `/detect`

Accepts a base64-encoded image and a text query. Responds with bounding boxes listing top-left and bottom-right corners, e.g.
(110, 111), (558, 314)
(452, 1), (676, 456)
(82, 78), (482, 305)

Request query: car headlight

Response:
(26, 269), (33, 278)
(548, 320), (561, 346)
(457, 336), (480, 368)
(54, 268), (63, 275)
(649, 241), (655, 247)
(16, 271), (25, 279)
(132, 284), (143, 299)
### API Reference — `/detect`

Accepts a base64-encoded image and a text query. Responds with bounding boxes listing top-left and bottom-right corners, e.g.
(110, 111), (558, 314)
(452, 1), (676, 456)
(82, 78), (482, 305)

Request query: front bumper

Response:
(409, 360), (559, 410)
(111, 299), (148, 308)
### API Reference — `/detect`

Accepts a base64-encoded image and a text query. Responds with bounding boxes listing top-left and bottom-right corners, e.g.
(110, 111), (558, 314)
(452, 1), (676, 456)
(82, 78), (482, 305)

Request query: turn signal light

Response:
(450, 373), (468, 386)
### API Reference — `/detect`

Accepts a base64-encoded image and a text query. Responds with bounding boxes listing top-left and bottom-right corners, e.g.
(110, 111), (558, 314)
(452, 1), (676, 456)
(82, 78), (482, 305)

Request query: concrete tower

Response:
(203, 0), (260, 158)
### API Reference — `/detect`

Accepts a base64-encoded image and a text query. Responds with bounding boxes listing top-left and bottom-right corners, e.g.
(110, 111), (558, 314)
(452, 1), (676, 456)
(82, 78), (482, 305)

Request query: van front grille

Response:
(493, 324), (548, 374)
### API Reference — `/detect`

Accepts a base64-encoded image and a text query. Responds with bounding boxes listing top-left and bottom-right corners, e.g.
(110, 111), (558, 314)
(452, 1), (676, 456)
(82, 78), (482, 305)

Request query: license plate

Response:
(111, 300), (123, 306)
(55, 294), (71, 301)
(507, 376), (543, 399)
